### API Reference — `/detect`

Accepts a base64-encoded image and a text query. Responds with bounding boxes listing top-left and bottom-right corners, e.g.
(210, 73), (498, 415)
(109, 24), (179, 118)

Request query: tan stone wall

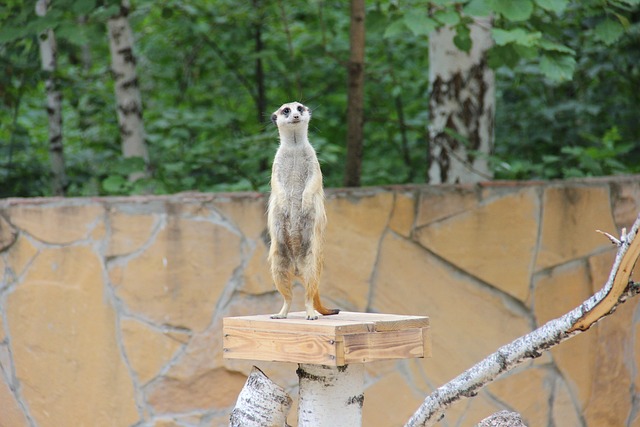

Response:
(1, 177), (640, 427)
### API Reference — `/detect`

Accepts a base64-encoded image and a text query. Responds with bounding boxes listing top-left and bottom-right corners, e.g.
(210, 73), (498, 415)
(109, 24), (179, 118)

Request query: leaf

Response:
(491, 28), (541, 46)
(594, 18), (624, 45)
(491, 0), (534, 22)
(538, 39), (575, 54)
(539, 53), (576, 81)
(487, 44), (521, 68)
(463, 0), (493, 16)
(72, 0), (97, 15)
(383, 19), (407, 38)
(102, 175), (126, 193)
(403, 10), (438, 36)
(434, 9), (460, 26)
(454, 24), (472, 52)
(534, 0), (569, 14)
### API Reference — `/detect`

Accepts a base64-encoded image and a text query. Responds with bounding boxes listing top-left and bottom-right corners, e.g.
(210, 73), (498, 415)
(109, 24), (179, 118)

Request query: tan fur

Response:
(267, 102), (340, 320)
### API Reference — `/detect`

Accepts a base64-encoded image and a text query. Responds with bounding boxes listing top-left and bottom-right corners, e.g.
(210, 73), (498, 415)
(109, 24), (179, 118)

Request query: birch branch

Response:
(405, 213), (640, 427)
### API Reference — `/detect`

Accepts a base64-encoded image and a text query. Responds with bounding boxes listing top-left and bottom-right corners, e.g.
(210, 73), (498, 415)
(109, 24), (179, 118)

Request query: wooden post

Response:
(224, 311), (431, 426)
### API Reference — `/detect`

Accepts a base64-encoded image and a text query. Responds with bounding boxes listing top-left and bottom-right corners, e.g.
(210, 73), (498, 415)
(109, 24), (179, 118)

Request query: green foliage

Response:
(0, 0), (638, 196)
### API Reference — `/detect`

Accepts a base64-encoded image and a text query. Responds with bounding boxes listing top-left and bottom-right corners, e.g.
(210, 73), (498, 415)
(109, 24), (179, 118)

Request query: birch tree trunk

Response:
(297, 364), (364, 427)
(428, 17), (494, 184)
(230, 367), (292, 427)
(107, 0), (149, 179)
(36, 0), (67, 196)
(343, 0), (365, 187)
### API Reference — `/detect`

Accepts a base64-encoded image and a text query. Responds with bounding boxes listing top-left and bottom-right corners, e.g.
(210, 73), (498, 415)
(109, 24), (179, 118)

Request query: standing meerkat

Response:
(267, 101), (340, 320)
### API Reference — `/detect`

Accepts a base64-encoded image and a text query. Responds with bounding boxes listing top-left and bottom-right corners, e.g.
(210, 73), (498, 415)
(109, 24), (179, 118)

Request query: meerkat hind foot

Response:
(270, 313), (288, 319)
(306, 314), (319, 320)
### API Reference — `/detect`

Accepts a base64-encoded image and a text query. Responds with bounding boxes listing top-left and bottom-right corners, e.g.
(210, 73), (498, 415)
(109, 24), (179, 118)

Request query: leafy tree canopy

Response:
(0, 0), (638, 197)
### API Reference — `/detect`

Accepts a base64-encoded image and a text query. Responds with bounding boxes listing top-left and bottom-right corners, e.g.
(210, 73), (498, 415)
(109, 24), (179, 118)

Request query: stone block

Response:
(611, 180), (640, 230)
(5, 235), (37, 280)
(584, 293), (636, 426)
(534, 259), (596, 408)
(371, 232), (530, 386)
(552, 375), (582, 427)
(7, 203), (104, 244)
(212, 194), (267, 239)
(322, 192), (393, 311)
(238, 240), (273, 295)
(0, 376), (29, 427)
(535, 186), (617, 271)
(389, 192), (416, 237)
(416, 189), (539, 302)
(120, 318), (188, 384)
(0, 214), (17, 252)
(111, 217), (241, 332)
(6, 246), (138, 427)
(416, 186), (478, 227)
(107, 210), (156, 257)
(362, 371), (423, 427)
(146, 367), (246, 414)
(487, 367), (551, 427)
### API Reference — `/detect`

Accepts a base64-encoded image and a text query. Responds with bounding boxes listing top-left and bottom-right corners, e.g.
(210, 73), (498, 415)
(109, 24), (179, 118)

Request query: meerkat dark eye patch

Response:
(297, 106), (304, 112)
(283, 107), (290, 116)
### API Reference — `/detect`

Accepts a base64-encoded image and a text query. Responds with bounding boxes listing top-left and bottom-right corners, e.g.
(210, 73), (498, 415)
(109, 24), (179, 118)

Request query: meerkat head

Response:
(271, 102), (311, 128)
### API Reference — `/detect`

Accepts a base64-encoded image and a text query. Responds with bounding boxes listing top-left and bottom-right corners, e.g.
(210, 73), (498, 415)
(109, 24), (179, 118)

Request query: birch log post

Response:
(297, 364), (364, 427)
(35, 0), (67, 196)
(230, 367), (292, 427)
(404, 213), (640, 427)
(107, 0), (149, 179)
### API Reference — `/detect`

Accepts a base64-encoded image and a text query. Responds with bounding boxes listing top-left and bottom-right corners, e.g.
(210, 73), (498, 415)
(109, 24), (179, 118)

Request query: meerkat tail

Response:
(313, 292), (340, 316)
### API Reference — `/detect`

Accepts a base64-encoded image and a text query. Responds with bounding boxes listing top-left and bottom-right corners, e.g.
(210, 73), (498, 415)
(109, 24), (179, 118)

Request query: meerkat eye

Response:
(297, 106), (304, 113)
(283, 107), (290, 115)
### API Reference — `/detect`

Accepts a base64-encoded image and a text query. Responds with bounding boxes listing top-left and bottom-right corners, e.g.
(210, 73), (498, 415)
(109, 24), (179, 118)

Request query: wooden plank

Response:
(223, 311), (431, 366)
(342, 328), (428, 364)
(223, 327), (339, 365)
(224, 311), (429, 335)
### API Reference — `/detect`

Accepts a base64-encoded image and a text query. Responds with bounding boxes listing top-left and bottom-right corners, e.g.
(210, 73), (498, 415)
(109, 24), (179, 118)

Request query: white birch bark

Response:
(230, 366), (292, 427)
(404, 215), (640, 427)
(36, 0), (67, 196)
(107, 0), (148, 179)
(428, 17), (494, 184)
(298, 364), (364, 427)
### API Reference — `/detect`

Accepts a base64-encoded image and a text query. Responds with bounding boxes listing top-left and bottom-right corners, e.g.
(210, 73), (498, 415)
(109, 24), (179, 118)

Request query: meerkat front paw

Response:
(306, 315), (319, 320)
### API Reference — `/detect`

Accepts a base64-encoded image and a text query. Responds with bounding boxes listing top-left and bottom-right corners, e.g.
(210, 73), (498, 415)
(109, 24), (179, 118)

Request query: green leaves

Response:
(534, 0), (569, 14)
(491, 0), (534, 21)
(403, 9), (438, 36)
(539, 54), (576, 81)
(594, 18), (625, 45)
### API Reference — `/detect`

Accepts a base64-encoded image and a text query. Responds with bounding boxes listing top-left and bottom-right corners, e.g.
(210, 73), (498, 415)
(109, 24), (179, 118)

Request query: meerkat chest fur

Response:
(270, 102), (325, 218)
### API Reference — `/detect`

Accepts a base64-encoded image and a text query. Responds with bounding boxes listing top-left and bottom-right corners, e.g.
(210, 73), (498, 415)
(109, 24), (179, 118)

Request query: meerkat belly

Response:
(274, 159), (315, 259)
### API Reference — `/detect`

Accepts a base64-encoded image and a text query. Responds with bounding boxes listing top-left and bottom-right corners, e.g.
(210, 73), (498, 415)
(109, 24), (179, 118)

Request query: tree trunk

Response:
(107, 0), (149, 180)
(230, 366), (292, 427)
(428, 17), (494, 184)
(297, 364), (364, 427)
(36, 0), (67, 196)
(254, 0), (268, 172)
(343, 0), (365, 187)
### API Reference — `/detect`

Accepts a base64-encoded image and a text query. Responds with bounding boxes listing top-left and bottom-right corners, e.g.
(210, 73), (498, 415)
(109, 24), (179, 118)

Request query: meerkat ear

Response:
(271, 113), (277, 125)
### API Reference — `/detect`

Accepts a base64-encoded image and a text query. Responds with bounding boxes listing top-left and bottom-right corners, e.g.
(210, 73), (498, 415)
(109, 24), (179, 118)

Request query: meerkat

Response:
(267, 101), (340, 320)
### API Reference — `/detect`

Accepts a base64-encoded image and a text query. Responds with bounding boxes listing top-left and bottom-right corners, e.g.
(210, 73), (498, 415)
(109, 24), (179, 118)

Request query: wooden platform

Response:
(223, 311), (430, 366)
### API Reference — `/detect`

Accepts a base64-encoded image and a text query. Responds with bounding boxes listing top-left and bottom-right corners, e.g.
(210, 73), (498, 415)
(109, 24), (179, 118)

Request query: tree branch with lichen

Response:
(405, 213), (640, 427)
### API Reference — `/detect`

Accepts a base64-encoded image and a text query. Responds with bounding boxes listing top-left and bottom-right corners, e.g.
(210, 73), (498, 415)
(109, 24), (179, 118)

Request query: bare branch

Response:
(405, 213), (640, 427)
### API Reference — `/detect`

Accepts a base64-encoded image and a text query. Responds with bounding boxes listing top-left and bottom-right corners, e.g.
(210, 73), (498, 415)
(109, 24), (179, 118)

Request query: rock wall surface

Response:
(1, 176), (640, 427)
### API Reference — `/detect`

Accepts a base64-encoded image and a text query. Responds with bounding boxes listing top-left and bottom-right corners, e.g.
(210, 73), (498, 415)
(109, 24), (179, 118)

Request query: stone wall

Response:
(1, 176), (640, 427)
